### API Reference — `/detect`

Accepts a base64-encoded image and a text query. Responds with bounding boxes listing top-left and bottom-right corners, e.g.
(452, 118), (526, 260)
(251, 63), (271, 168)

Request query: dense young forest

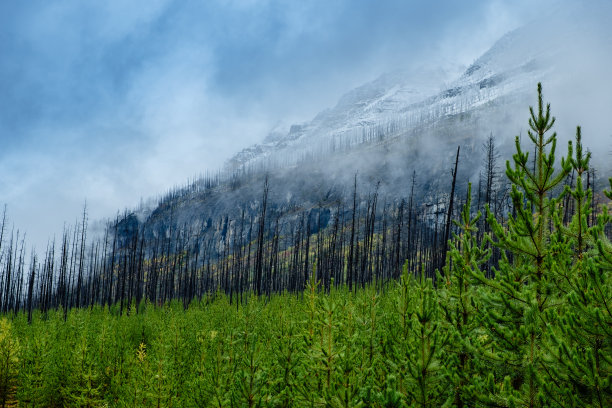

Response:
(1, 84), (611, 406)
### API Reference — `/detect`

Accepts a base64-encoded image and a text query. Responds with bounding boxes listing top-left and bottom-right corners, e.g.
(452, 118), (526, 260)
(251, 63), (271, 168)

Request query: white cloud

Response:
(2, 0), (609, 253)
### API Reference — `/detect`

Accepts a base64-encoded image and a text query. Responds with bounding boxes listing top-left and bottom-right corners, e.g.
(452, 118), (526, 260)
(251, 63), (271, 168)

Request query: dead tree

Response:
(441, 145), (460, 274)
(255, 176), (269, 296)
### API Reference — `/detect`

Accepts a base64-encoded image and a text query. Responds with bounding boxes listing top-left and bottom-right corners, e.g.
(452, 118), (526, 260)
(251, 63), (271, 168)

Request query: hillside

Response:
(123, 1), (612, 252)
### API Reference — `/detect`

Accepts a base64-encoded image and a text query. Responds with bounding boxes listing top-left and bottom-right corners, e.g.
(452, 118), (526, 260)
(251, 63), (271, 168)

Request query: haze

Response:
(0, 0), (595, 250)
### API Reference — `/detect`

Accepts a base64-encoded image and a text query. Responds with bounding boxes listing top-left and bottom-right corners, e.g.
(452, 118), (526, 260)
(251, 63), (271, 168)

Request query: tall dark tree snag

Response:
(255, 176), (269, 296)
(26, 253), (36, 324)
(75, 203), (88, 308)
(0, 206), (5, 313)
(483, 134), (499, 210)
(394, 199), (404, 279)
(480, 135), (500, 275)
(406, 171), (416, 274)
(347, 173), (357, 291)
(441, 145), (460, 273)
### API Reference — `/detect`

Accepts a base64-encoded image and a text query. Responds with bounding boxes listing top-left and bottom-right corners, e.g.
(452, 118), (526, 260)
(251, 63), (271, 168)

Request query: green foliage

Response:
(16, 333), (46, 406)
(0, 318), (19, 408)
(439, 183), (490, 407)
(0, 276), (443, 407)
(400, 269), (449, 407)
(542, 128), (612, 406)
(466, 83), (575, 407)
(1, 83), (611, 407)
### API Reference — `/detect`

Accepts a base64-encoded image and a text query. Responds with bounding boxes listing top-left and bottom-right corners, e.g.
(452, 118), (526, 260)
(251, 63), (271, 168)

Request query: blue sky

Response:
(0, 0), (559, 248)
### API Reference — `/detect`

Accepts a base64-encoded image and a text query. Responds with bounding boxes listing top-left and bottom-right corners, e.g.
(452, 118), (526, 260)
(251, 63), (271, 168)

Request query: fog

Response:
(0, 0), (609, 251)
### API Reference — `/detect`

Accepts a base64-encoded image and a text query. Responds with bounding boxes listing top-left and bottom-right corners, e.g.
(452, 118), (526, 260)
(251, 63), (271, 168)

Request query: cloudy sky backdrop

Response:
(0, 0), (574, 249)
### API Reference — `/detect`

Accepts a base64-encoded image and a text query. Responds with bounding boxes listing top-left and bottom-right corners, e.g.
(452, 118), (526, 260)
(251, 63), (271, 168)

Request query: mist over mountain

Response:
(118, 1), (610, 249)
(229, 1), (612, 176)
(1, 1), (610, 254)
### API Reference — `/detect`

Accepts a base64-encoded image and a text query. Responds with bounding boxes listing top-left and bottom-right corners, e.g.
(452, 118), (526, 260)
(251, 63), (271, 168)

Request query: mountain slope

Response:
(131, 2), (612, 248)
(227, 1), (611, 175)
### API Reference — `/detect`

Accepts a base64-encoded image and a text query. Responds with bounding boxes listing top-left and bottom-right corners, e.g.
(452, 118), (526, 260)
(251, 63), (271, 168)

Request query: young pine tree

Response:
(544, 130), (612, 407)
(472, 83), (572, 407)
(0, 319), (19, 408)
(395, 265), (449, 407)
(439, 183), (491, 407)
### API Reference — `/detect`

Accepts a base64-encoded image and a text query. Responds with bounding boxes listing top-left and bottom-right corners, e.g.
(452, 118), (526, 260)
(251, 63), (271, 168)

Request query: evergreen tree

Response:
(439, 183), (491, 407)
(471, 83), (571, 407)
(68, 334), (104, 407)
(393, 265), (449, 407)
(544, 128), (612, 406)
(268, 308), (306, 408)
(17, 334), (47, 406)
(0, 318), (19, 408)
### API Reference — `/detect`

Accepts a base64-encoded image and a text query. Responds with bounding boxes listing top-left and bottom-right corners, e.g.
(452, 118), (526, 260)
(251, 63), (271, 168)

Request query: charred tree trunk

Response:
(441, 145), (460, 275)
(255, 176), (269, 296)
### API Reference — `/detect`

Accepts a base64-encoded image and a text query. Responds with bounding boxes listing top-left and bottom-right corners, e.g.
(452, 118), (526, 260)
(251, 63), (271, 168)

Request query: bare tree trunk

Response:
(442, 145), (460, 275)
(255, 176), (269, 296)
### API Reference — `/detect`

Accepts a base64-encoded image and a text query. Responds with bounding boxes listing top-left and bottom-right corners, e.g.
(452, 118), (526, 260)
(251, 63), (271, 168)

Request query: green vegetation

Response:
(1, 84), (611, 407)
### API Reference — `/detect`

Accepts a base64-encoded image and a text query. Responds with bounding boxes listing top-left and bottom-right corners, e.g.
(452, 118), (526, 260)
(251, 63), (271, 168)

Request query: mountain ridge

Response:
(225, 0), (612, 176)
(125, 3), (612, 250)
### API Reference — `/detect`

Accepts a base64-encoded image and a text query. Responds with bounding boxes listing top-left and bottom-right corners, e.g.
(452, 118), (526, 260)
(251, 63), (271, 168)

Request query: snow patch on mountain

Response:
(225, 1), (612, 173)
